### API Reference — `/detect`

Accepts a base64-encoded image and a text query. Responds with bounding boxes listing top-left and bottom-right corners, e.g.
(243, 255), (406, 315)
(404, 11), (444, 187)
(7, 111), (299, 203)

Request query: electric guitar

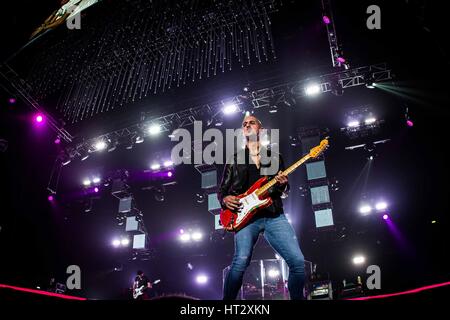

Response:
(133, 279), (161, 299)
(220, 138), (329, 232)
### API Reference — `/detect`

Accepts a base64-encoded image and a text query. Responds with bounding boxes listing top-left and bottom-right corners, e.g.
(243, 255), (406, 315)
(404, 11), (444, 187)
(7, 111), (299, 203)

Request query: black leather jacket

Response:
(218, 147), (289, 215)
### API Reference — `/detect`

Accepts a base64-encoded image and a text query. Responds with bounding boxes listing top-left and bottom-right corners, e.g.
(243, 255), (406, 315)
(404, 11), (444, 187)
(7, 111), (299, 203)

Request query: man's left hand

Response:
(274, 171), (288, 186)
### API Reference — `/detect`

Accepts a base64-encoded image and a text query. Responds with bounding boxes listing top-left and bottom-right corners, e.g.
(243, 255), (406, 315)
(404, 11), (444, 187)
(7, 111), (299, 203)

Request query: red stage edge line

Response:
(0, 284), (87, 300)
(347, 281), (450, 300)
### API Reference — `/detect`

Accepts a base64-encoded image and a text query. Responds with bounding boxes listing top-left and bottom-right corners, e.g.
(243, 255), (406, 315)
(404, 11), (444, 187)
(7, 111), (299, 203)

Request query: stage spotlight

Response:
(406, 120), (414, 127)
(83, 179), (91, 186)
(121, 238), (130, 246)
(48, 195), (54, 201)
(347, 120), (360, 128)
(359, 205), (372, 215)
(187, 263), (194, 270)
(322, 15), (331, 24)
(365, 76), (376, 89)
(223, 103), (238, 115)
(305, 83), (321, 96)
(375, 202), (388, 211)
(9, 97), (16, 104)
(191, 232), (203, 241)
(112, 239), (121, 247)
(164, 160), (173, 167)
(94, 187), (99, 193)
(135, 135), (144, 144)
(352, 255), (366, 265)
(365, 117), (377, 125)
(107, 139), (118, 152)
(54, 137), (61, 144)
(267, 269), (280, 278)
(382, 214), (389, 220)
(92, 177), (101, 184)
(150, 163), (161, 170)
(337, 57), (346, 64)
(196, 193), (205, 203)
(148, 124), (162, 135)
(431, 220), (437, 224)
(94, 141), (107, 151)
(196, 274), (208, 284)
(61, 153), (71, 166)
(35, 114), (44, 123)
(179, 233), (191, 242)
(167, 171), (173, 177)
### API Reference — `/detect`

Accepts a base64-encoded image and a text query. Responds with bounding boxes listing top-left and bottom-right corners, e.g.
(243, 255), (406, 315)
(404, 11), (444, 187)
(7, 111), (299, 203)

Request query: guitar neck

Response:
(255, 154), (311, 197)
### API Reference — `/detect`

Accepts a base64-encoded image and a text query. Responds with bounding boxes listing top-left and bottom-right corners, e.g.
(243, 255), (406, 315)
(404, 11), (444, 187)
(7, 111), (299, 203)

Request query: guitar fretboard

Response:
(255, 154), (311, 197)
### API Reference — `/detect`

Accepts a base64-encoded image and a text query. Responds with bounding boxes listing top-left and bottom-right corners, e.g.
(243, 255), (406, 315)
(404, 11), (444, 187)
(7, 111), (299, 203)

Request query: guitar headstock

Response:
(309, 138), (329, 159)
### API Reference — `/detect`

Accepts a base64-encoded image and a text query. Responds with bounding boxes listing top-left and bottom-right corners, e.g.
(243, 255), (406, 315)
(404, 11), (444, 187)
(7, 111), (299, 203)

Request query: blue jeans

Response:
(223, 213), (305, 300)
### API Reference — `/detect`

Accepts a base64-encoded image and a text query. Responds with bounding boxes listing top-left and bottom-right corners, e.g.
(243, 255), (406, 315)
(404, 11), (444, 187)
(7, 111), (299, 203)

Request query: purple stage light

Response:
(323, 15), (331, 24)
(383, 214), (389, 220)
(167, 171), (173, 177)
(337, 57), (346, 63)
(94, 187), (99, 193)
(48, 195), (54, 201)
(35, 114), (44, 123)
(407, 120), (414, 127)
(54, 138), (61, 144)
(9, 98), (16, 104)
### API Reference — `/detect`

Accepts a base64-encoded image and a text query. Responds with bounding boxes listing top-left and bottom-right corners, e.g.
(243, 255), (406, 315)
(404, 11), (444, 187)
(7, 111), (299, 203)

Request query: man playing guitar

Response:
(133, 270), (153, 300)
(219, 115), (306, 300)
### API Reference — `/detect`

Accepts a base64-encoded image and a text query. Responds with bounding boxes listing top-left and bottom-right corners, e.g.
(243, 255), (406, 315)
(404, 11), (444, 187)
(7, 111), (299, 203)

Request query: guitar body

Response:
(133, 286), (145, 299)
(219, 138), (329, 233)
(220, 177), (273, 232)
(133, 279), (160, 299)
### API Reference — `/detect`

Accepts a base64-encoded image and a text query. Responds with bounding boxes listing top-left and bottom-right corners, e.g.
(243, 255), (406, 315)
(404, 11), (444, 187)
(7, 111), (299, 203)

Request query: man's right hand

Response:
(223, 195), (242, 211)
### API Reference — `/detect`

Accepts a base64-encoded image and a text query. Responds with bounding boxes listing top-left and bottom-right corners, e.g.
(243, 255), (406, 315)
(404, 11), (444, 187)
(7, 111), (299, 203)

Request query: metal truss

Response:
(0, 63), (74, 143)
(321, 0), (349, 69)
(62, 62), (391, 163)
